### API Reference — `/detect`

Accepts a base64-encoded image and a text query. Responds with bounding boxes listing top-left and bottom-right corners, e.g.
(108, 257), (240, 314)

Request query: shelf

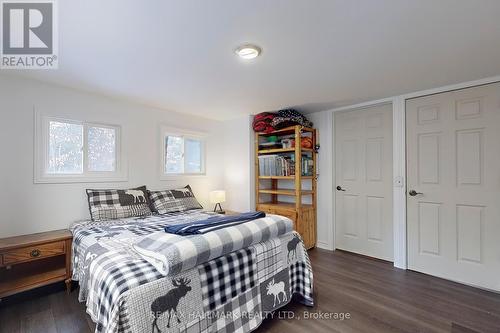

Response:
(258, 147), (313, 154)
(257, 202), (314, 210)
(257, 126), (315, 136)
(258, 148), (293, 154)
(259, 176), (313, 180)
(259, 189), (314, 196)
(0, 256), (66, 298)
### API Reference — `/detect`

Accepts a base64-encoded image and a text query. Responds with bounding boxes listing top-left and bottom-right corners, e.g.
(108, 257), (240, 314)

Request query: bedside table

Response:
(0, 229), (73, 300)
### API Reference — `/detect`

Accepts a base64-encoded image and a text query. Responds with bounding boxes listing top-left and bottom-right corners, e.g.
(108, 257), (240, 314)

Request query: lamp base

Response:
(213, 203), (225, 214)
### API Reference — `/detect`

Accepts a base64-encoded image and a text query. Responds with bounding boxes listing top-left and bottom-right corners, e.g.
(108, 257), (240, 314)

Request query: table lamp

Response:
(209, 190), (226, 214)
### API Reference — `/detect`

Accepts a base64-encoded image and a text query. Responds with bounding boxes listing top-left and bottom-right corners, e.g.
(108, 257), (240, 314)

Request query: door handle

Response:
(408, 190), (423, 197)
(336, 186), (346, 192)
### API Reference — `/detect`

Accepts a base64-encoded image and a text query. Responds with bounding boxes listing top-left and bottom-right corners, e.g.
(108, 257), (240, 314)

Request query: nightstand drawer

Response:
(2, 241), (65, 266)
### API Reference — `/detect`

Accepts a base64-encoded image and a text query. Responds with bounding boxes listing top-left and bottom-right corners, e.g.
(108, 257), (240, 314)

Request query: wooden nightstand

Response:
(0, 229), (73, 300)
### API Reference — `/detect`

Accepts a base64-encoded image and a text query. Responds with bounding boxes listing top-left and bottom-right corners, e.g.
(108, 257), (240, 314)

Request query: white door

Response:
(335, 104), (393, 261)
(407, 82), (500, 291)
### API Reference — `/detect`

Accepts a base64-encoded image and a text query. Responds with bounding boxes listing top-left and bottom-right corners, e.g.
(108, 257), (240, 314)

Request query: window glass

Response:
(48, 121), (83, 174)
(88, 126), (116, 172)
(185, 138), (202, 173)
(165, 135), (184, 174)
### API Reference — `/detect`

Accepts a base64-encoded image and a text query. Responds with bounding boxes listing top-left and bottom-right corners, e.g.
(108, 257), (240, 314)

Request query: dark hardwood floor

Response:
(1, 248), (499, 333)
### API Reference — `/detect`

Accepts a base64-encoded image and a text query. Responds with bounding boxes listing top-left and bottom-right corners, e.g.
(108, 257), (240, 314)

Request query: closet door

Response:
(335, 104), (393, 261)
(406, 82), (500, 291)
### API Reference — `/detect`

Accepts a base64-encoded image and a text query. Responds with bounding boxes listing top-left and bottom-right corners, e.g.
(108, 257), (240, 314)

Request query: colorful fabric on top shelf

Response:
(252, 109), (313, 133)
(252, 112), (276, 133)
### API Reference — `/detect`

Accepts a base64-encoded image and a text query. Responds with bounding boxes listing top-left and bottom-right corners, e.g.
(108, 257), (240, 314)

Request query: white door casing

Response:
(406, 82), (500, 291)
(334, 104), (394, 261)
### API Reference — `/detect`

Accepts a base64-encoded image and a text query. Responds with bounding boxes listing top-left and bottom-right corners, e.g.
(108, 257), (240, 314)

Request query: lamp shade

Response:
(209, 190), (226, 204)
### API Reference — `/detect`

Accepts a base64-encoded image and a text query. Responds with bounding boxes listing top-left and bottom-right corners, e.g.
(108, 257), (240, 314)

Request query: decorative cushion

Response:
(148, 185), (203, 214)
(86, 185), (152, 221)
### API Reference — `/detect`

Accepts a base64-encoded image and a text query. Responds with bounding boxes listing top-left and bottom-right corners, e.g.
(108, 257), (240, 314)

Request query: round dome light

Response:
(235, 44), (262, 60)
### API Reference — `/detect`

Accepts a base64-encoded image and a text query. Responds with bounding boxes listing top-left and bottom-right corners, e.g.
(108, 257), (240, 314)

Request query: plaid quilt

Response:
(133, 214), (292, 275)
(70, 210), (313, 333)
(199, 248), (257, 312)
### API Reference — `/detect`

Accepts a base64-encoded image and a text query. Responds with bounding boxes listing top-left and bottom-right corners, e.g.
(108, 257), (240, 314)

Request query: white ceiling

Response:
(6, 0), (500, 120)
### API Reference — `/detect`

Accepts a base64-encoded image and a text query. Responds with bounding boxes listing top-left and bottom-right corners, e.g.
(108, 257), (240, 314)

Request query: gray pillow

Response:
(148, 185), (203, 214)
(86, 185), (152, 221)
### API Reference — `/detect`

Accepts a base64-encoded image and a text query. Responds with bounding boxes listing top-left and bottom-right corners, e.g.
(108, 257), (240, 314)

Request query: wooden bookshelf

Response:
(255, 125), (317, 249)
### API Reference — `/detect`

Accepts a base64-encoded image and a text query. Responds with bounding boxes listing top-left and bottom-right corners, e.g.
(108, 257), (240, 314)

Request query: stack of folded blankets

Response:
(252, 109), (313, 133)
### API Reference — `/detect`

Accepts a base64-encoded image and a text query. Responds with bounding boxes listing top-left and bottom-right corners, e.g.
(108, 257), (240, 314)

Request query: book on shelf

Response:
(302, 154), (314, 176)
(258, 154), (313, 177)
(258, 155), (293, 176)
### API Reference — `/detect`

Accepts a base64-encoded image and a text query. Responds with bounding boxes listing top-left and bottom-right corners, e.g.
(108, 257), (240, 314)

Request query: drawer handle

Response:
(30, 249), (41, 258)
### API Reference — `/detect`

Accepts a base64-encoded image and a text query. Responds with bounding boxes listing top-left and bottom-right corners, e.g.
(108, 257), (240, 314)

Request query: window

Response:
(35, 114), (126, 183)
(161, 127), (205, 177)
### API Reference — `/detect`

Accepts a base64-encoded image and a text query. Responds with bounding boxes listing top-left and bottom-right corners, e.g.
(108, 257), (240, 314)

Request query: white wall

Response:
(0, 75), (225, 238)
(222, 116), (255, 212)
(307, 112), (334, 250)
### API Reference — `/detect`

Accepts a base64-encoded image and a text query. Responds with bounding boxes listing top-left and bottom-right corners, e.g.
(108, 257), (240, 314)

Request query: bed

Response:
(70, 209), (314, 333)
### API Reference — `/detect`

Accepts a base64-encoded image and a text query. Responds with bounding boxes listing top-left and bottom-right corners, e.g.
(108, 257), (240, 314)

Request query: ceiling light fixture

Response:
(235, 44), (262, 60)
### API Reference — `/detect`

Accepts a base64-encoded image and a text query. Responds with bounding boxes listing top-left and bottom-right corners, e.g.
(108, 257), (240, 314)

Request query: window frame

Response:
(160, 125), (207, 179)
(35, 113), (127, 183)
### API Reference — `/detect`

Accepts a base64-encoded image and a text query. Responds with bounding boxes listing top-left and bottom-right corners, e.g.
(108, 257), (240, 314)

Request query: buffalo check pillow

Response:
(148, 185), (203, 214)
(86, 185), (152, 221)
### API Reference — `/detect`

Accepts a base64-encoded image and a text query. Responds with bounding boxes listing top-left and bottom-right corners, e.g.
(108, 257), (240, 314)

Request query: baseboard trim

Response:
(316, 241), (333, 251)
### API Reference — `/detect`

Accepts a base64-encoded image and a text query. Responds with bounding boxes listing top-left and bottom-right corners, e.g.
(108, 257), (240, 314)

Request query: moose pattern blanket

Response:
(133, 213), (291, 275)
(70, 210), (313, 333)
